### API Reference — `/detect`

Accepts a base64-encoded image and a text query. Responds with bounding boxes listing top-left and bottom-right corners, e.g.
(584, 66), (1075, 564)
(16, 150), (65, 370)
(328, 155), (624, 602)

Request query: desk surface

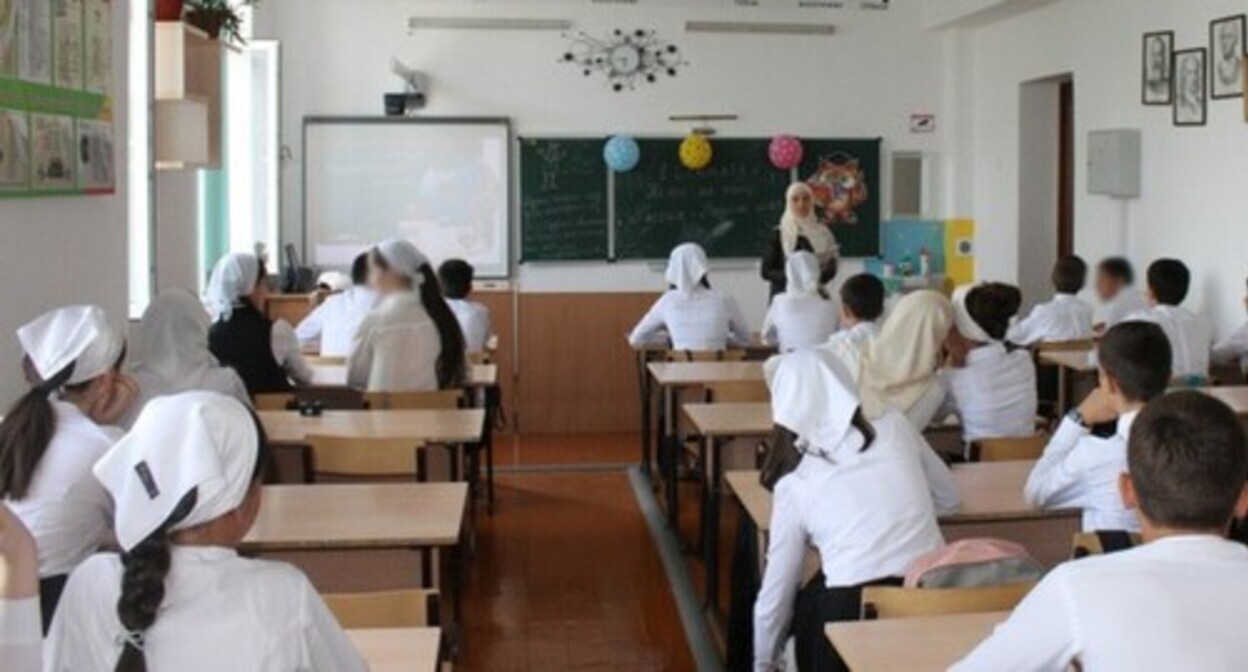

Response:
(648, 361), (765, 386)
(347, 627), (441, 672)
(684, 402), (772, 437)
(258, 408), (484, 444)
(826, 611), (1005, 671)
(1038, 350), (1097, 372)
(726, 460), (1076, 532)
(243, 483), (467, 550)
(310, 363), (498, 388)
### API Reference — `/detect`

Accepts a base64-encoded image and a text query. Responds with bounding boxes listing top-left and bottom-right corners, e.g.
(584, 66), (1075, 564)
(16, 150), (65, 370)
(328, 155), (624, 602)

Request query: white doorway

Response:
(1016, 74), (1074, 311)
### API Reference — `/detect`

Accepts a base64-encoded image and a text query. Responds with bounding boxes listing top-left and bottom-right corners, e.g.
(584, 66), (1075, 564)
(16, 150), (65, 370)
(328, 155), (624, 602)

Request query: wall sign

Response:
(910, 113), (936, 133)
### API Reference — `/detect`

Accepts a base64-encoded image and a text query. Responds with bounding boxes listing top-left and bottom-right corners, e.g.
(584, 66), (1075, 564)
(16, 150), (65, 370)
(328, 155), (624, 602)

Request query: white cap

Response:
(376, 239), (429, 283)
(952, 284), (995, 343)
(17, 305), (124, 388)
(317, 271), (352, 292)
(665, 243), (709, 295)
(768, 348), (865, 460)
(204, 253), (261, 321)
(93, 392), (261, 551)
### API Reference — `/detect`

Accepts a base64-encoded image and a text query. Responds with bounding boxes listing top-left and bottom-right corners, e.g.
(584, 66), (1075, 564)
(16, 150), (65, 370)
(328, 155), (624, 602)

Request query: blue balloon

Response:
(604, 135), (641, 173)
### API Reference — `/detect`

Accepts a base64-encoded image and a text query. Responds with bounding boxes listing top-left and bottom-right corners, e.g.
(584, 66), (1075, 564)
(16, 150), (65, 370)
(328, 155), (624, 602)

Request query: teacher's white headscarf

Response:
(665, 243), (710, 296)
(779, 183), (838, 264)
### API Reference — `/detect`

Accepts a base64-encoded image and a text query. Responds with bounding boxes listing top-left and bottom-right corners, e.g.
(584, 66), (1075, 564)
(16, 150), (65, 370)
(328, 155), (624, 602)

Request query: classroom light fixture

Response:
(407, 17), (573, 32)
(684, 21), (837, 36)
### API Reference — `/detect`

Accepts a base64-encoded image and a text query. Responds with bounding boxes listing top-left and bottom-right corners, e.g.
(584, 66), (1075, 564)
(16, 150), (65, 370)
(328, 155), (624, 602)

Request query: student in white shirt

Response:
(955, 391), (1248, 672)
(205, 252), (314, 395)
(1, 503), (41, 672)
(1007, 255), (1094, 346)
(628, 243), (751, 352)
(761, 251), (839, 351)
(121, 290), (250, 428)
(941, 283), (1037, 447)
(856, 290), (955, 431)
(438, 258), (493, 354)
(820, 274), (885, 373)
(1213, 276), (1248, 373)
(754, 349), (959, 672)
(0, 305), (137, 630)
(1092, 256), (1147, 333)
(348, 239), (467, 392)
(1127, 258), (1212, 382)
(295, 253), (379, 358)
(46, 392), (367, 672)
(1025, 322), (1172, 532)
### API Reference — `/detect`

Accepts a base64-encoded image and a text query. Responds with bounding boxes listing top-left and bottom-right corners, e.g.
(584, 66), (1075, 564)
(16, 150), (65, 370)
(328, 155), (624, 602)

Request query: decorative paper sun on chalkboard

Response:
(560, 29), (687, 92)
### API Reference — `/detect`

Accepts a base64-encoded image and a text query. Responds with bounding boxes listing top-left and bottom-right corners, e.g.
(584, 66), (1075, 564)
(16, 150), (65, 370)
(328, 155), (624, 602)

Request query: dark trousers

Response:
(39, 574), (68, 633)
(793, 573), (904, 672)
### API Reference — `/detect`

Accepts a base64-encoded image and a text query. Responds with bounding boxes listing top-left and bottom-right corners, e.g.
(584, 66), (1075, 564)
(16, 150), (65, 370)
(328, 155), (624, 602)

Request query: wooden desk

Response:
(1038, 351), (1097, 414)
(348, 627), (441, 672)
(1202, 386), (1248, 417)
(826, 612), (1006, 671)
(309, 363), (498, 389)
(258, 409), (485, 445)
(683, 402), (772, 439)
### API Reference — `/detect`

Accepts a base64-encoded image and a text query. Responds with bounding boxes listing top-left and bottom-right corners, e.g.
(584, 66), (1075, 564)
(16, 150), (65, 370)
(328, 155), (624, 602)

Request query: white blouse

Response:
(1095, 287), (1148, 330)
(1127, 304), (1212, 379)
(46, 546), (367, 672)
(1212, 318), (1248, 371)
(348, 292), (441, 392)
(295, 287), (378, 358)
(753, 412), (960, 672)
(448, 298), (492, 354)
(628, 288), (751, 352)
(761, 294), (839, 352)
(952, 536), (1248, 672)
(1007, 294), (1094, 346)
(940, 343), (1038, 444)
(0, 597), (40, 672)
(270, 320), (314, 385)
(5, 401), (118, 578)
(1024, 412), (1140, 532)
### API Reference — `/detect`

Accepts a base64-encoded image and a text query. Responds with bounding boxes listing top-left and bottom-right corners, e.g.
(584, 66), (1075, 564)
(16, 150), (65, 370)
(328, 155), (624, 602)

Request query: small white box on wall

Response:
(1087, 129), (1141, 198)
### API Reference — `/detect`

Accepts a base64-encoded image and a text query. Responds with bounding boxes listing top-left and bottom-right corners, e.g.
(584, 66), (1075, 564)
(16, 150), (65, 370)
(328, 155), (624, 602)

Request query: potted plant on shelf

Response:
(156, 0), (185, 21)
(184, 0), (258, 45)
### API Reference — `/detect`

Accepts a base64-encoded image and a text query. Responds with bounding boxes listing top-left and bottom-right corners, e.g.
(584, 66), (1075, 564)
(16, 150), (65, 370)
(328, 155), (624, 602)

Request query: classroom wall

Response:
(959, 0), (1248, 337)
(0, 4), (131, 406)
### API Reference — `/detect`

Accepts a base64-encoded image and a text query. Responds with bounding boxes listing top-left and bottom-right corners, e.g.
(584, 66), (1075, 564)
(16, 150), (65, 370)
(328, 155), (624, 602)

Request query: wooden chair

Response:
(706, 380), (769, 403)
(322, 589), (441, 629)
(665, 349), (747, 363)
(253, 393), (295, 411)
(1071, 531), (1141, 559)
(365, 390), (462, 411)
(255, 390), (368, 411)
(306, 355), (347, 366)
(861, 582), (1035, 620)
(306, 435), (426, 481)
(468, 351), (493, 366)
(1034, 339), (1095, 354)
(970, 434), (1050, 462)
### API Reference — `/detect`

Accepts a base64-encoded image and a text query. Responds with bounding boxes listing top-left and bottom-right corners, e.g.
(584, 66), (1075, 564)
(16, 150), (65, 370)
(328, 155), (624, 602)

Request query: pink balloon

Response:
(769, 135), (804, 170)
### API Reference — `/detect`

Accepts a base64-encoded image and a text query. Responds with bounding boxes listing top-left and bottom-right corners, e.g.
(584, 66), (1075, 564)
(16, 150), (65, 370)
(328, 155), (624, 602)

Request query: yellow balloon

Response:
(679, 135), (713, 171)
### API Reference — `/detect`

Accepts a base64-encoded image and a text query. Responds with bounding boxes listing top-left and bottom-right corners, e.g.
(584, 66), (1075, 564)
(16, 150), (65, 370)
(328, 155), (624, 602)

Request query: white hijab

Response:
(859, 290), (954, 414)
(952, 284), (995, 343)
(768, 348), (866, 461)
(131, 291), (226, 390)
(17, 305), (124, 387)
(376, 239), (429, 285)
(94, 392), (260, 552)
(203, 253), (261, 322)
(779, 182), (838, 262)
(784, 251), (823, 297)
(665, 243), (710, 296)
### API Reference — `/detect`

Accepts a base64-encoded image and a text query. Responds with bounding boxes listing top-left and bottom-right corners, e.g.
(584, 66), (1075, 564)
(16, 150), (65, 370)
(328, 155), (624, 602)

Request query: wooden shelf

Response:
(155, 21), (224, 169)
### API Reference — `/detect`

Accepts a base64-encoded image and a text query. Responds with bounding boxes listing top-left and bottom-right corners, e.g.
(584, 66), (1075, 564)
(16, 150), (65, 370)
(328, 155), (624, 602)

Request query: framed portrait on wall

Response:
(1210, 15), (1245, 99)
(1142, 31), (1174, 105)
(1173, 48), (1207, 126)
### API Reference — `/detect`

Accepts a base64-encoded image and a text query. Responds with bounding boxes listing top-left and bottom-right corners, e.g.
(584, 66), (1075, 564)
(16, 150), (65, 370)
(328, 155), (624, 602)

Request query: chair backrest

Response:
(306, 435), (424, 480)
(971, 434), (1050, 462)
(468, 351), (493, 366)
(365, 390), (462, 411)
(1071, 531), (1141, 559)
(307, 355), (347, 366)
(665, 349), (746, 363)
(861, 583), (1035, 620)
(707, 380), (770, 403)
(322, 589), (440, 628)
(1034, 339), (1095, 354)
(253, 393), (295, 411)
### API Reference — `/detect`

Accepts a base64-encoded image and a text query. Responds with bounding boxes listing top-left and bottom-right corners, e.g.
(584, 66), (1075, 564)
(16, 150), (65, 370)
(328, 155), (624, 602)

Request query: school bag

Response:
(904, 538), (1044, 588)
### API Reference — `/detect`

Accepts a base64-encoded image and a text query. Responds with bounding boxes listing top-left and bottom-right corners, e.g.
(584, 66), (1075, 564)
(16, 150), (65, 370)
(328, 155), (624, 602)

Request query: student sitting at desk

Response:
(755, 349), (959, 672)
(1212, 276), (1248, 375)
(46, 392), (367, 671)
(761, 251), (839, 352)
(941, 283), (1037, 447)
(628, 242), (750, 352)
(1025, 322), (1172, 532)
(954, 391), (1248, 671)
(1, 306), (135, 629)
(1092, 256), (1147, 333)
(348, 239), (466, 392)
(1127, 258), (1211, 383)
(295, 253), (378, 358)
(854, 290), (955, 431)
(205, 253), (313, 395)
(438, 258), (493, 355)
(1006, 255), (1094, 346)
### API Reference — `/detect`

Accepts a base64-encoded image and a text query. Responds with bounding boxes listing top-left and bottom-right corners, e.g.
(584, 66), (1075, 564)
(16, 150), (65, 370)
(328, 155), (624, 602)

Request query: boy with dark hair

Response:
(826, 274), (885, 351)
(955, 391), (1248, 671)
(1092, 256), (1147, 333)
(1006, 255), (1093, 346)
(295, 252), (378, 357)
(1025, 321), (1172, 532)
(1128, 258), (1211, 382)
(438, 259), (492, 354)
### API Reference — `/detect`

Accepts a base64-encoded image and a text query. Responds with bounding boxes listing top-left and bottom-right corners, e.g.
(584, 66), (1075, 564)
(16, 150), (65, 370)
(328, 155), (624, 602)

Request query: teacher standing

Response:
(761, 182), (840, 299)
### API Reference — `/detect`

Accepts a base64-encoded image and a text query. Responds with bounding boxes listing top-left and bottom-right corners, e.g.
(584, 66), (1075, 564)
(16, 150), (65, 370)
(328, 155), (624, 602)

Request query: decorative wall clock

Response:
(560, 29), (687, 92)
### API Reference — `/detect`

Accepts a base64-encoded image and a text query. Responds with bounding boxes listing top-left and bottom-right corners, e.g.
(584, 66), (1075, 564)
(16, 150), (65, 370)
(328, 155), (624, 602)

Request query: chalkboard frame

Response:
(301, 116), (514, 279)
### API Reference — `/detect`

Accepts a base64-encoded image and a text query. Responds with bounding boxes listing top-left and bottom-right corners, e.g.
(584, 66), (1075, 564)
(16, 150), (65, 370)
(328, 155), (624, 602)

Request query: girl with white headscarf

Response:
(761, 183), (840, 298)
(204, 252), (312, 395)
(0, 305), (136, 629)
(628, 243), (751, 352)
(45, 392), (367, 671)
(761, 251), (840, 352)
(754, 349), (959, 672)
(347, 239), (467, 392)
(939, 283), (1037, 448)
(120, 291), (250, 428)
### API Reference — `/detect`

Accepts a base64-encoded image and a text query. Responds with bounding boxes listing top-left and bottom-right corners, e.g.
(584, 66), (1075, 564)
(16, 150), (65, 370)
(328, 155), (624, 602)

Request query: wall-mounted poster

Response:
(1142, 31), (1174, 106)
(1210, 15), (1245, 99)
(1174, 48), (1208, 127)
(0, 0), (113, 197)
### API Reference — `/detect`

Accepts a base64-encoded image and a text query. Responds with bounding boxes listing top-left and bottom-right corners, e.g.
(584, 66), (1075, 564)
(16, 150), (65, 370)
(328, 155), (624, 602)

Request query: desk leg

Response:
(638, 350), (655, 477)
(438, 542), (464, 662)
(703, 435), (723, 611)
(663, 385), (681, 530)
(1057, 367), (1069, 415)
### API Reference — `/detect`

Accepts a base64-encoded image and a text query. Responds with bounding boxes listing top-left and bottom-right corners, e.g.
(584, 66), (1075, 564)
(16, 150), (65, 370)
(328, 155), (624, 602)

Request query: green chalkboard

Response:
(614, 139), (793, 260)
(519, 138), (609, 262)
(797, 138), (882, 258)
